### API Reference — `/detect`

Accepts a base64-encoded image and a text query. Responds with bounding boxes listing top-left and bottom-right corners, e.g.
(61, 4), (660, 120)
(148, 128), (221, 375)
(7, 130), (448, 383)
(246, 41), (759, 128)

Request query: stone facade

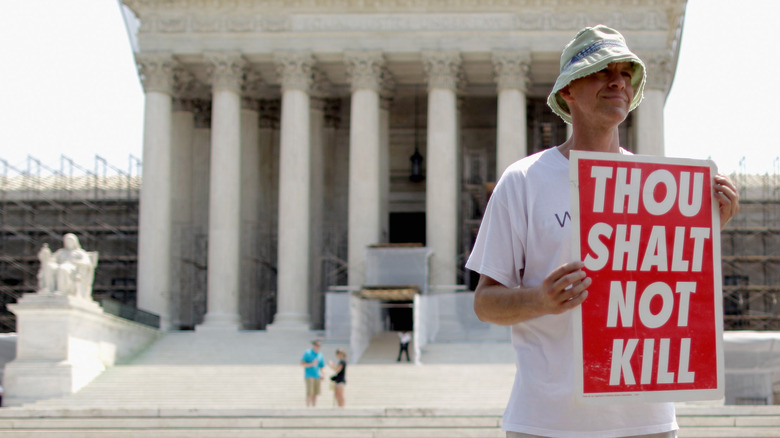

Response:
(122, 0), (686, 330)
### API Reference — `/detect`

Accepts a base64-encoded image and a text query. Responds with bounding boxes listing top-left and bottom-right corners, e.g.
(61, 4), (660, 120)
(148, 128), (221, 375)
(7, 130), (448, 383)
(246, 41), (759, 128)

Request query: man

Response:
(466, 25), (739, 438)
(397, 331), (411, 362)
(300, 340), (325, 407)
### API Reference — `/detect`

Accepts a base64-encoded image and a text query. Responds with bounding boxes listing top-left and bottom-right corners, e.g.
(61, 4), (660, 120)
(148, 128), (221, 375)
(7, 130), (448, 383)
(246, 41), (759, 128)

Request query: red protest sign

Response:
(570, 151), (724, 403)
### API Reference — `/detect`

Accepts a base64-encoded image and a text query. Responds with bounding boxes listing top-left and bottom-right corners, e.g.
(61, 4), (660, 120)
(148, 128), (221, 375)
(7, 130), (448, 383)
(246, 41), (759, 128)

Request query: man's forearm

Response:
(473, 264), (590, 325)
(473, 282), (545, 325)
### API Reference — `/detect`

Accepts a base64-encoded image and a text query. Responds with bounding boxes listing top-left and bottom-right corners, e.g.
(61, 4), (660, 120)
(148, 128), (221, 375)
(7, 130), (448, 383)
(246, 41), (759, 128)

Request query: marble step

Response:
(1, 407), (780, 438)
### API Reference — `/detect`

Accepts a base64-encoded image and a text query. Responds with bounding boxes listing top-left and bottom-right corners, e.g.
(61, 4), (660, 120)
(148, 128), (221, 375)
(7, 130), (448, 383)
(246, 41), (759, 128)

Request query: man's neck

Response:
(556, 125), (621, 159)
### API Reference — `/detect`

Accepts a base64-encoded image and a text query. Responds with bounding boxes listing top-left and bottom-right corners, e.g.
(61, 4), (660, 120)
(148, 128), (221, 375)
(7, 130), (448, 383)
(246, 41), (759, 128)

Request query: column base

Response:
(266, 312), (311, 331)
(196, 312), (241, 332)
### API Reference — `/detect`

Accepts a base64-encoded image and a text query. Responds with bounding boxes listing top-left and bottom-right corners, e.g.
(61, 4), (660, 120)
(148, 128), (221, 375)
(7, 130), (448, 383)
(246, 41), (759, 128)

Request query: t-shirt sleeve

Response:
(465, 175), (526, 288)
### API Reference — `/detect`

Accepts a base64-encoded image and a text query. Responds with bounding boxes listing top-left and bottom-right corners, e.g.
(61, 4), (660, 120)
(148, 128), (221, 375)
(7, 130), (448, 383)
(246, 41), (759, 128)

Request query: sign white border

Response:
(570, 151), (725, 404)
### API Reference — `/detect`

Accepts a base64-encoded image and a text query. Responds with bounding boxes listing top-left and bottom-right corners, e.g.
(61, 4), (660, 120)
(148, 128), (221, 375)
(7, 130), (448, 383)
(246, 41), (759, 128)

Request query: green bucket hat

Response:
(547, 25), (646, 124)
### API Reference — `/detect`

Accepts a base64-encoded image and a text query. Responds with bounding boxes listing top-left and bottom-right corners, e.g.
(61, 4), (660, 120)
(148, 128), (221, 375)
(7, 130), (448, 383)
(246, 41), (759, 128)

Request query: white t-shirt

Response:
(466, 147), (678, 438)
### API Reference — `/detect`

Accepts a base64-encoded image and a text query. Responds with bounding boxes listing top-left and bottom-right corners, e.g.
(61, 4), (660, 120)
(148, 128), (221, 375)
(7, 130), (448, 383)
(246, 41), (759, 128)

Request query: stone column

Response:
(422, 51), (463, 288)
(635, 53), (671, 156)
(170, 98), (195, 329)
(256, 100), (280, 328)
(240, 97), (261, 328)
(345, 51), (386, 288)
(135, 53), (176, 329)
(257, 99), (280, 245)
(199, 52), (246, 331)
(493, 51), (530, 176)
(379, 96), (392, 242)
(269, 52), (315, 330)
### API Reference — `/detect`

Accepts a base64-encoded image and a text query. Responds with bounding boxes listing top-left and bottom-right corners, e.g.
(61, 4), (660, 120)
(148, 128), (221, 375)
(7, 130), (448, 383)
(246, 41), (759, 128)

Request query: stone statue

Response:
(37, 233), (98, 300)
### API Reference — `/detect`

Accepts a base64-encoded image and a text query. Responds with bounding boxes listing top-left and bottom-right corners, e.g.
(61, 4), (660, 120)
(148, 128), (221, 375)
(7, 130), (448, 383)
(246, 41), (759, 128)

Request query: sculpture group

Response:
(37, 233), (98, 301)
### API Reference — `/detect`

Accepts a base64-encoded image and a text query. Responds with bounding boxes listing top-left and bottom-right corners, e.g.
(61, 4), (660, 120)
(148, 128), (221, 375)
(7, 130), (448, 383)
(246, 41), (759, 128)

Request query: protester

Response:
(467, 25), (739, 437)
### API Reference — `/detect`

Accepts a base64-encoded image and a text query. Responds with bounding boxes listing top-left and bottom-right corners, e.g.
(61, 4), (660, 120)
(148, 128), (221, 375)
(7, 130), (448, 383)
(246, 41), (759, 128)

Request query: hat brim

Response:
(547, 53), (646, 124)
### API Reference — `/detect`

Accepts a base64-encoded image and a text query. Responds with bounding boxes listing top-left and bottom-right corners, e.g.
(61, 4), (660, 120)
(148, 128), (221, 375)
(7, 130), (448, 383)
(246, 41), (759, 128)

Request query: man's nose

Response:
(608, 72), (627, 89)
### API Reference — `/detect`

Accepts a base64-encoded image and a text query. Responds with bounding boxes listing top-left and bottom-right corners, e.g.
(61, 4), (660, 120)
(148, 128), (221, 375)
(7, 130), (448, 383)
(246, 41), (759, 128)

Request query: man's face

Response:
(563, 61), (635, 124)
(313, 342), (321, 351)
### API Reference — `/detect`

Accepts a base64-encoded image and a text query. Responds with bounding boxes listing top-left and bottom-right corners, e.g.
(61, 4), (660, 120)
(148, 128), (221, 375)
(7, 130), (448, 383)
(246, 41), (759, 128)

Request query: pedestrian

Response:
(467, 24), (739, 437)
(328, 349), (347, 407)
(300, 340), (325, 407)
(397, 331), (411, 362)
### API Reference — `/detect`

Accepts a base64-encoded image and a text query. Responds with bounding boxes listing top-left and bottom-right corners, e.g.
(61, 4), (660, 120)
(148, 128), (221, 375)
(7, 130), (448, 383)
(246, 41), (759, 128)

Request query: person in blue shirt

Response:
(300, 340), (325, 407)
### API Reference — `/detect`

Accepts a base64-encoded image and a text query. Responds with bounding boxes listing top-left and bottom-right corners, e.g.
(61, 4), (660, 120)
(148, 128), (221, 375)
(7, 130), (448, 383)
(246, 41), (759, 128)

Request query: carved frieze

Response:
(125, 0), (684, 16)
(134, 10), (673, 34)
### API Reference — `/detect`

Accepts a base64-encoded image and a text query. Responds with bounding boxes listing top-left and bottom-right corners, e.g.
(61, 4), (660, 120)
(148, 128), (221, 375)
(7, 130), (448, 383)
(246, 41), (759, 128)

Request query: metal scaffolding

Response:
(1, 152), (778, 333)
(722, 158), (780, 330)
(0, 155), (141, 332)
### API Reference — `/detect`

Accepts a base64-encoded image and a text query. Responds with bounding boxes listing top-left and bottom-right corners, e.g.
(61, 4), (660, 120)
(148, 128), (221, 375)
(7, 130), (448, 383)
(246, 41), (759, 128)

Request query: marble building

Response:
(123, 0), (686, 331)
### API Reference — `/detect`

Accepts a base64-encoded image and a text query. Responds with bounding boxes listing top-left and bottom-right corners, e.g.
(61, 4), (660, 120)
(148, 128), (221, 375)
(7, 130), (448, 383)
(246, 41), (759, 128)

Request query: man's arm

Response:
(714, 174), (739, 229)
(473, 261), (591, 326)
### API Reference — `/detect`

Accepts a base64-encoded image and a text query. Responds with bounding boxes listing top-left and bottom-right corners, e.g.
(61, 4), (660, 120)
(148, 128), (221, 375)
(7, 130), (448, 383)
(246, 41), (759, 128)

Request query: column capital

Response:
(204, 52), (247, 93)
(421, 51), (465, 92)
(638, 51), (674, 91)
(311, 68), (334, 98)
(136, 53), (178, 94)
(274, 52), (315, 93)
(242, 68), (266, 100)
(492, 50), (531, 93)
(344, 50), (388, 93)
(172, 67), (211, 101)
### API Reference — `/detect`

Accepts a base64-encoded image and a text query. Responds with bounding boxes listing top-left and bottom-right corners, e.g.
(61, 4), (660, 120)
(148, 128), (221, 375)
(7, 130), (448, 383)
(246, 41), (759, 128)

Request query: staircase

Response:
(0, 330), (779, 437)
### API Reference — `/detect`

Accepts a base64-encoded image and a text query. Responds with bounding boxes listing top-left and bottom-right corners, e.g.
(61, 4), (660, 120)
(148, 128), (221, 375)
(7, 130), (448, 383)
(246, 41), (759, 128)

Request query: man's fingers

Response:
(547, 272), (590, 309)
(714, 174), (740, 227)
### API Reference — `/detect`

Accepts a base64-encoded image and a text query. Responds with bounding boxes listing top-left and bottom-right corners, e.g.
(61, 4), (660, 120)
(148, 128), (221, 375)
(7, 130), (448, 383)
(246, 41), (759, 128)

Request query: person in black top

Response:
(328, 349), (347, 407)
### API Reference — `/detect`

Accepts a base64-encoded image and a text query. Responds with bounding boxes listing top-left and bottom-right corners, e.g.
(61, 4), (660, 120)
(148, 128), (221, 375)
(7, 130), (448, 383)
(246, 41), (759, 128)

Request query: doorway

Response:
(389, 212), (425, 245)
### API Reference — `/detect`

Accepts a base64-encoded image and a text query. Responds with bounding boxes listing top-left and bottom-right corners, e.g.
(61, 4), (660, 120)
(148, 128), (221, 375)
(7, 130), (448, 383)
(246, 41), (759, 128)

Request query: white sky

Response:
(0, 0), (777, 175)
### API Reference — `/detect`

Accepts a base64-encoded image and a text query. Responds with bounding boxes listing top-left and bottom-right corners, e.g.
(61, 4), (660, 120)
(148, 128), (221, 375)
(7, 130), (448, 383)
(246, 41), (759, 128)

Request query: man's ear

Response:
(559, 85), (574, 104)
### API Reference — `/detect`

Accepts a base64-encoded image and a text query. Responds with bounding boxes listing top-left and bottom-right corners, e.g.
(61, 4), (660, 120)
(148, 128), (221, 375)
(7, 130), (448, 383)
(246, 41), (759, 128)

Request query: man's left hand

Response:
(714, 174), (739, 229)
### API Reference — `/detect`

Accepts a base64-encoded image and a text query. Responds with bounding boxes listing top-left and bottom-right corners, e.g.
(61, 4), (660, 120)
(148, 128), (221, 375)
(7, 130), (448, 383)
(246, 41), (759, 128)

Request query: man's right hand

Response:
(473, 261), (591, 325)
(536, 261), (591, 315)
